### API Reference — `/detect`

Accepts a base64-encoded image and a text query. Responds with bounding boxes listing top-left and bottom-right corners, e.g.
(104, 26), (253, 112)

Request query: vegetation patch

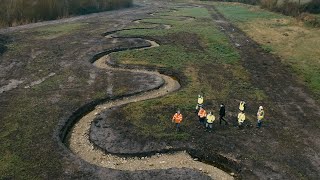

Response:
(34, 23), (86, 39)
(158, 7), (212, 18)
(213, 2), (283, 22)
(0, 34), (10, 55)
(154, 32), (205, 51)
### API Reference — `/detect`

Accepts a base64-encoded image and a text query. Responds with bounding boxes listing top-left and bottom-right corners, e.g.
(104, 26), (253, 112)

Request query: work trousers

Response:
(219, 115), (228, 125)
(199, 117), (206, 125)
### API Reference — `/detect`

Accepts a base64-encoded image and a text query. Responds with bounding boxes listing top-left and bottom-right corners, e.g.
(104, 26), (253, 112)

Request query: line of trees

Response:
(260, 0), (320, 15)
(0, 0), (133, 27)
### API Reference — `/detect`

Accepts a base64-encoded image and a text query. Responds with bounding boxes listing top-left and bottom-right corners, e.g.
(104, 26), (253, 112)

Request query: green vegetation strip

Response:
(213, 3), (282, 22)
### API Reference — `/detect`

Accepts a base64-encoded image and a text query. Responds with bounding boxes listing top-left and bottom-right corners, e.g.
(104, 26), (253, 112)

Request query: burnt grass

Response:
(1, 1), (320, 179)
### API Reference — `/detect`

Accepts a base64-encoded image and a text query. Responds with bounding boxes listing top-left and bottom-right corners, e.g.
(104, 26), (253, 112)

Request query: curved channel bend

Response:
(67, 31), (233, 179)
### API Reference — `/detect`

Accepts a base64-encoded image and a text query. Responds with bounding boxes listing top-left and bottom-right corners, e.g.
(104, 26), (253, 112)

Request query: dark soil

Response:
(153, 32), (205, 51)
(90, 107), (192, 156)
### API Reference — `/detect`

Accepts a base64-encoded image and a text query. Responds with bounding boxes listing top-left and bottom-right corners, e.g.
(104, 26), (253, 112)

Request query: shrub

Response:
(299, 12), (320, 26)
(260, 0), (279, 10)
(302, 0), (320, 14)
(279, 0), (301, 16)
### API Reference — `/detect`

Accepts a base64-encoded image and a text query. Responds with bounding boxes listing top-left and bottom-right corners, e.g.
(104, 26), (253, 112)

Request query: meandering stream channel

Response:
(65, 21), (233, 180)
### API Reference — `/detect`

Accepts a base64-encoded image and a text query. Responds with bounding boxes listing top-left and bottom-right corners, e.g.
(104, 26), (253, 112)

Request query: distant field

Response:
(214, 2), (320, 98)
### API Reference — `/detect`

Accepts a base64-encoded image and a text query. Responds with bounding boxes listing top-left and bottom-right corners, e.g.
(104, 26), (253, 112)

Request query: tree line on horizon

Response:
(0, 0), (133, 27)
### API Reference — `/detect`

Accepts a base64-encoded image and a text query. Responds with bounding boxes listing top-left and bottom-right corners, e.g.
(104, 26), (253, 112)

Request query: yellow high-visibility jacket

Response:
(257, 110), (264, 120)
(198, 96), (204, 104)
(206, 114), (215, 123)
(238, 112), (245, 123)
(239, 101), (245, 111)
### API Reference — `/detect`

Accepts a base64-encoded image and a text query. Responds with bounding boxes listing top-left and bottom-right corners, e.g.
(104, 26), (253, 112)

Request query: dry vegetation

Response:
(0, 0), (132, 27)
(261, 0), (320, 16)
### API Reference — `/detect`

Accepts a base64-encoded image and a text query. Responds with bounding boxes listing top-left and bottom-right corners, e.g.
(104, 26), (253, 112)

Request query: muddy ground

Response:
(90, 2), (320, 180)
(1, 0), (320, 179)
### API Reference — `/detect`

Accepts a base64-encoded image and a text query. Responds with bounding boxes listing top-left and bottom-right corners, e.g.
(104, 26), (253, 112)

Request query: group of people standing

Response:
(172, 94), (265, 132)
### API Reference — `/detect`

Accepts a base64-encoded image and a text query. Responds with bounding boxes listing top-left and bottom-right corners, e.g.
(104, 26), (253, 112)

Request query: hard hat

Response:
(259, 106), (263, 110)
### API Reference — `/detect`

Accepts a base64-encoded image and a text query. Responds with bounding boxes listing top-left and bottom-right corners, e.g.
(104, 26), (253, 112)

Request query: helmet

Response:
(259, 106), (263, 110)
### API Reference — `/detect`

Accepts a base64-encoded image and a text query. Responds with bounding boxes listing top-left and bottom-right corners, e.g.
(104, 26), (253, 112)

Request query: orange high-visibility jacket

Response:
(198, 109), (207, 118)
(172, 113), (183, 123)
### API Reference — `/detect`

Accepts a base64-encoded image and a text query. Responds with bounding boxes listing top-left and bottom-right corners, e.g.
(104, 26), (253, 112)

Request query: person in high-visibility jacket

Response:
(198, 107), (207, 125)
(239, 101), (246, 112)
(256, 106), (265, 128)
(237, 111), (246, 128)
(172, 110), (183, 132)
(206, 111), (215, 132)
(195, 94), (204, 112)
